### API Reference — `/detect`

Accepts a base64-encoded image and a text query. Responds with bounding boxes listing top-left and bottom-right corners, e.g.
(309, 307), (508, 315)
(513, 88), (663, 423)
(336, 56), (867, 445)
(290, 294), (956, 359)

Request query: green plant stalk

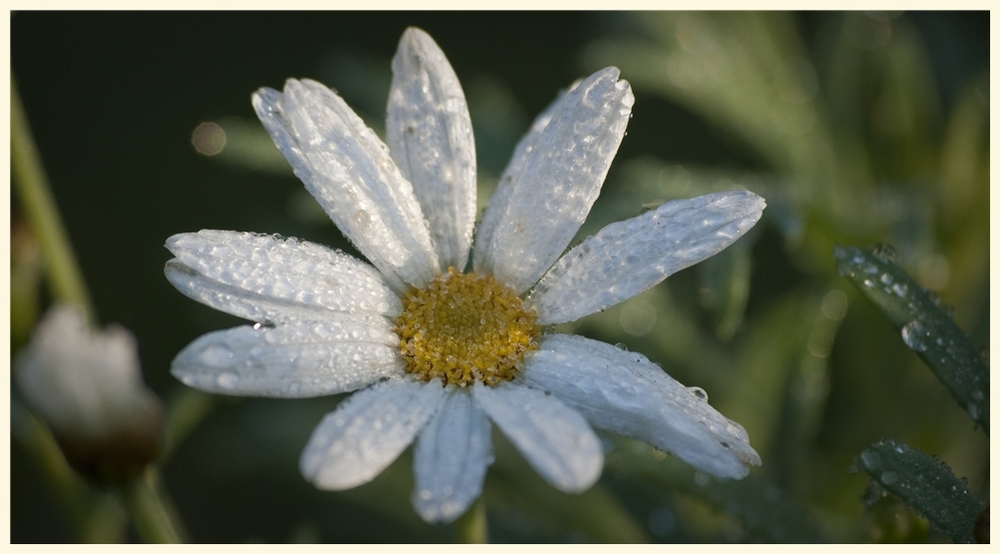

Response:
(10, 75), (95, 322)
(11, 400), (127, 542)
(455, 498), (489, 543)
(13, 75), (186, 543)
(123, 470), (183, 543)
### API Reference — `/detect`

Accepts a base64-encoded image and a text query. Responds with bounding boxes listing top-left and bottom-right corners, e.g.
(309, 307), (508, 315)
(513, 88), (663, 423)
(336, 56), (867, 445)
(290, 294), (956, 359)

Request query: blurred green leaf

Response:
(604, 436), (828, 542)
(854, 439), (984, 543)
(835, 245), (989, 432)
(696, 237), (752, 340)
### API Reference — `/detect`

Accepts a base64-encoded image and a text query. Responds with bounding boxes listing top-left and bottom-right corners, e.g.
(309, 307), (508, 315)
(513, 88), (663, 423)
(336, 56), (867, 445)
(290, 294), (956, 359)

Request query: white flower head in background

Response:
(166, 27), (764, 523)
(15, 304), (163, 481)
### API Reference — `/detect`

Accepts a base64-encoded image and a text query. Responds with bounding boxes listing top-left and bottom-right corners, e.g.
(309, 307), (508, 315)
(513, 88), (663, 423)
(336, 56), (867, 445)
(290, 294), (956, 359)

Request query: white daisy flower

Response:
(166, 27), (764, 524)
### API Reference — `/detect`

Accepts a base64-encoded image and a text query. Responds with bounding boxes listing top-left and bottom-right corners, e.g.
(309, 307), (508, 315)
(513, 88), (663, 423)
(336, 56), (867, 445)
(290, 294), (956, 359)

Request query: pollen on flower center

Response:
(395, 267), (540, 387)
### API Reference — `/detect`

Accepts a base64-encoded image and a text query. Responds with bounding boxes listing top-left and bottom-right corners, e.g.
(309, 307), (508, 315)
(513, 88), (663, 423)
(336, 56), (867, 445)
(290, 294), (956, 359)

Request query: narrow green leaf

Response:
(835, 245), (989, 432)
(854, 439), (985, 543)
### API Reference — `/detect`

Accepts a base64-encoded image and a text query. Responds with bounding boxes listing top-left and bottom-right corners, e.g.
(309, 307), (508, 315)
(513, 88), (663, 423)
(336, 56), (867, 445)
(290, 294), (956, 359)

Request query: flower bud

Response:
(15, 305), (164, 483)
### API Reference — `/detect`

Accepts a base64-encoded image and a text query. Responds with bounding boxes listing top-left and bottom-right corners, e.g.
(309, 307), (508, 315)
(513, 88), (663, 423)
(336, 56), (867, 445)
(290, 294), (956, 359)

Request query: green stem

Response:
(123, 470), (183, 543)
(455, 498), (488, 543)
(11, 399), (127, 542)
(10, 74), (95, 322)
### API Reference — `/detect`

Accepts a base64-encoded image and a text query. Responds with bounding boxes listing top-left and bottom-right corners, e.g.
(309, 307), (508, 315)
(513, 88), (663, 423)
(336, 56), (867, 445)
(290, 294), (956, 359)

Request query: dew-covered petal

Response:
(472, 382), (602, 492)
(170, 317), (403, 398)
(476, 67), (634, 294)
(473, 83), (571, 271)
(165, 230), (402, 325)
(529, 190), (766, 325)
(521, 334), (760, 479)
(253, 80), (438, 291)
(387, 28), (476, 271)
(300, 379), (446, 490)
(412, 388), (492, 523)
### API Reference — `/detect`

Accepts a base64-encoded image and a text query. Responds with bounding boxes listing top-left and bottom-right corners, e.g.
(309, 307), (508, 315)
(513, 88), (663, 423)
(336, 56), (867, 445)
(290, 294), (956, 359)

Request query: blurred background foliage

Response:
(10, 11), (989, 542)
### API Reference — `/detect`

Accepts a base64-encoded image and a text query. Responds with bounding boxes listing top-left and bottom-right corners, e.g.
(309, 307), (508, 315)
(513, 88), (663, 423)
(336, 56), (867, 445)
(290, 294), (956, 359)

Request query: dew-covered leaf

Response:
(854, 439), (985, 543)
(835, 245), (989, 432)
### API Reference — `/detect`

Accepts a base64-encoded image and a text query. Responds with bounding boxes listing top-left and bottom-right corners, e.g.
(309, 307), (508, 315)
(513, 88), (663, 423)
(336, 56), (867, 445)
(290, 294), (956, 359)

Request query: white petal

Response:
(529, 190), (766, 324)
(476, 68), (634, 294)
(170, 318), (403, 398)
(521, 334), (760, 479)
(412, 388), (492, 523)
(387, 28), (476, 271)
(472, 382), (602, 493)
(300, 379), (446, 490)
(253, 80), (438, 291)
(165, 230), (402, 324)
(473, 83), (570, 272)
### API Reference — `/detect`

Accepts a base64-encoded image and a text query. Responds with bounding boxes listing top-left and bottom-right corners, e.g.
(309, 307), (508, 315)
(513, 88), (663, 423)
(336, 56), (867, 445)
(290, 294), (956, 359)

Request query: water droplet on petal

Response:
(199, 344), (234, 367)
(217, 371), (240, 390)
(687, 386), (708, 401)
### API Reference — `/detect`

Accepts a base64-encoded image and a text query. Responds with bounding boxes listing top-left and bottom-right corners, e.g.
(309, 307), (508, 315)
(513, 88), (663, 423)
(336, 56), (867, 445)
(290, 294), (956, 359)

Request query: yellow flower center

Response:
(395, 267), (541, 387)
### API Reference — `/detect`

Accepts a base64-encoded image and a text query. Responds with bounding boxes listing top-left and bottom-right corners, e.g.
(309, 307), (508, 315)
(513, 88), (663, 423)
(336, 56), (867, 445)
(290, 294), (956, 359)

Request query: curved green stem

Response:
(11, 74), (95, 322)
(455, 498), (488, 543)
(123, 469), (184, 543)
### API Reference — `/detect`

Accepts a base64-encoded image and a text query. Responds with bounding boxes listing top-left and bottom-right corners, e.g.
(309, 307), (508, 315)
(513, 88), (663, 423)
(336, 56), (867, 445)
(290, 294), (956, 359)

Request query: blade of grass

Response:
(835, 245), (988, 432)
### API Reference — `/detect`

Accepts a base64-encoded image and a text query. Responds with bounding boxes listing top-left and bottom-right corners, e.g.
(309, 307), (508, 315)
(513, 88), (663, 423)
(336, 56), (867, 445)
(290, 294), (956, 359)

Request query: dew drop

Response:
(880, 471), (898, 486)
(971, 390), (984, 402)
(217, 371), (240, 390)
(199, 344), (234, 367)
(880, 273), (893, 285)
(863, 278), (875, 288)
(967, 403), (980, 420)
(419, 489), (433, 501)
(687, 386), (708, 401)
(859, 449), (882, 470)
(891, 283), (908, 297)
(870, 243), (899, 264)
(900, 320), (929, 352)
